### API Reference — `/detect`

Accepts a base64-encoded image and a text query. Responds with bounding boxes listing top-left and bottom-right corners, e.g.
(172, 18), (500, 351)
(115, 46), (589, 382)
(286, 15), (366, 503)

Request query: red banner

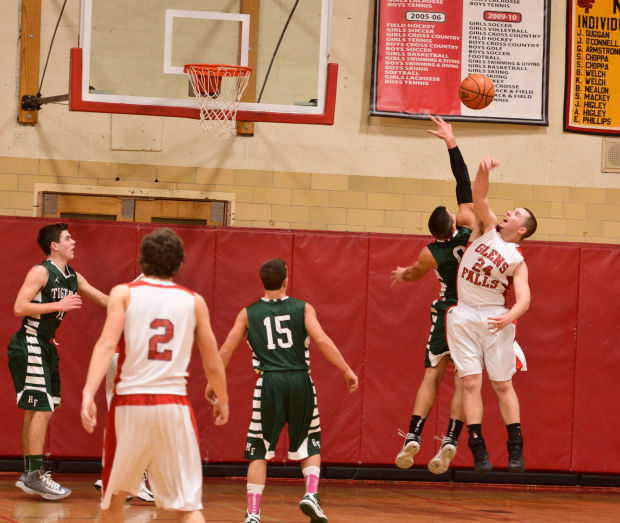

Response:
(371, 0), (550, 125)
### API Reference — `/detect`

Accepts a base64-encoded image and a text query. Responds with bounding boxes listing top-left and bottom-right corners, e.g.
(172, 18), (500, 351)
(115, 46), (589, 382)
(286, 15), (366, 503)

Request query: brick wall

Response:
(1, 156), (618, 243)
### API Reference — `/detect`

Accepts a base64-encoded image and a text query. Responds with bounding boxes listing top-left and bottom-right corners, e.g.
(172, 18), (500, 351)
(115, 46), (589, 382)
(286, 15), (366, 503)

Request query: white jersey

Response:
(457, 228), (524, 307)
(114, 277), (196, 396)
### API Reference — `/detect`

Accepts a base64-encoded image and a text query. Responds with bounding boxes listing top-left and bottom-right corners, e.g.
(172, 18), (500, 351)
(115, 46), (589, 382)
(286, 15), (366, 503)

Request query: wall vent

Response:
(602, 138), (620, 172)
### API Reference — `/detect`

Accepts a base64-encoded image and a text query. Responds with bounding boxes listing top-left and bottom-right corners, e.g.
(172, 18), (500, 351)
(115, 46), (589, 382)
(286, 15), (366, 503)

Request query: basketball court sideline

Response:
(1, 473), (618, 522)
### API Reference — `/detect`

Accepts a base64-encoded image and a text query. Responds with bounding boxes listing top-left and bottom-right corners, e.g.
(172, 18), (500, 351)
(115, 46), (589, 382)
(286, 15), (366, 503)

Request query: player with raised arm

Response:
(391, 116), (475, 474)
(206, 258), (358, 523)
(445, 157), (537, 473)
(81, 228), (229, 522)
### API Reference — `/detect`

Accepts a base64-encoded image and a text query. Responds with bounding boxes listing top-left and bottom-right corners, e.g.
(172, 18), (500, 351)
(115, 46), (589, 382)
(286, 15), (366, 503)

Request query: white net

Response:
(184, 64), (252, 138)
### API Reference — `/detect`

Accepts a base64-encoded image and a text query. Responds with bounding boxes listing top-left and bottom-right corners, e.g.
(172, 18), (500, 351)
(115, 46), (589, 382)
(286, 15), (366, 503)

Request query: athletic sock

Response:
(302, 465), (320, 495)
(29, 455), (43, 472)
(409, 415), (426, 436)
(467, 424), (483, 439)
(506, 422), (523, 442)
(247, 483), (264, 515)
(446, 419), (464, 441)
(24, 455), (30, 473)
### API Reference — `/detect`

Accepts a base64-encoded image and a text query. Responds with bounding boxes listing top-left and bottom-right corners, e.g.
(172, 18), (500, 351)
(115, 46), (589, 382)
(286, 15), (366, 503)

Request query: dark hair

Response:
(139, 228), (185, 278)
(37, 223), (69, 255)
(260, 258), (287, 290)
(520, 208), (537, 240)
(428, 206), (454, 240)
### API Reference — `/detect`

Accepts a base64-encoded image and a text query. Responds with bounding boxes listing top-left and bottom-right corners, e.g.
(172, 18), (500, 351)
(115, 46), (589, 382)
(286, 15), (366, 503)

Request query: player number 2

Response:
(263, 315), (293, 350)
(148, 318), (174, 361)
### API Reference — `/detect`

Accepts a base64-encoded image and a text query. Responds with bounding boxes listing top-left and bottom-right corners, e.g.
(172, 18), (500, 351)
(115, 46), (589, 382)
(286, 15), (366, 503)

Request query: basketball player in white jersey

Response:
(93, 273), (154, 503)
(445, 157), (537, 474)
(81, 228), (229, 522)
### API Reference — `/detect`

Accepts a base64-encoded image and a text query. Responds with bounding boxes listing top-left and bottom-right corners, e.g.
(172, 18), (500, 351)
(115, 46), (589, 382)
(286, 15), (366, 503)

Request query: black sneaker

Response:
(395, 431), (421, 469)
(468, 434), (492, 474)
(507, 438), (525, 472)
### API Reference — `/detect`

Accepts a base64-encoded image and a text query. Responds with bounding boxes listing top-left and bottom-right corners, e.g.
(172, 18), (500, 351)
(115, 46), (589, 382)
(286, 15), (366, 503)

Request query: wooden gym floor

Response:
(0, 472), (618, 522)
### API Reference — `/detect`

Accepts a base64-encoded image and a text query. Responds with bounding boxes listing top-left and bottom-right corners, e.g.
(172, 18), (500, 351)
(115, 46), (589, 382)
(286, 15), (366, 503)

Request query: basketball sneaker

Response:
(16, 471), (36, 494)
(395, 430), (421, 469)
(299, 493), (327, 523)
(468, 434), (492, 474)
(428, 436), (458, 475)
(93, 478), (103, 491)
(23, 469), (71, 500)
(507, 438), (525, 472)
(244, 510), (260, 523)
(136, 473), (154, 502)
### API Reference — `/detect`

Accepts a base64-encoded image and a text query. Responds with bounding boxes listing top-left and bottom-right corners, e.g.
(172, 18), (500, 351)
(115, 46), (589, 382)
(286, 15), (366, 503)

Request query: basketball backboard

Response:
(70, 0), (336, 124)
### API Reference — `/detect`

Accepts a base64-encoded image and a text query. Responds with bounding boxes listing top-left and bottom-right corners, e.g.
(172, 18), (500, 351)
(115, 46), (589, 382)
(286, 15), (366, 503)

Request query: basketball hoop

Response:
(184, 64), (252, 138)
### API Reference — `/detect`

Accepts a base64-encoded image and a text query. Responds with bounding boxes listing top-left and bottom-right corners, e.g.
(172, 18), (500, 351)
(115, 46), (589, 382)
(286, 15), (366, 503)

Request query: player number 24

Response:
(263, 315), (293, 350)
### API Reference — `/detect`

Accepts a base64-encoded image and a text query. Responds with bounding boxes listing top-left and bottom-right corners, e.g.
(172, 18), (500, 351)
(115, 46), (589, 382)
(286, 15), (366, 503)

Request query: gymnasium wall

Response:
(0, 156), (619, 244)
(0, 217), (618, 475)
(0, 2), (619, 245)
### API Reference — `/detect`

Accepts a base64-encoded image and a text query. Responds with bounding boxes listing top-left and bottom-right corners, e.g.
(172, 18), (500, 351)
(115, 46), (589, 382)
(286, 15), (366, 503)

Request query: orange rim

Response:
(184, 64), (252, 78)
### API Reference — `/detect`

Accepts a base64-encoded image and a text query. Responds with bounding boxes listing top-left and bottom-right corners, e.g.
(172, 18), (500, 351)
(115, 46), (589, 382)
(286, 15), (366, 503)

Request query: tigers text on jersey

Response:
(457, 228), (524, 307)
(22, 260), (78, 339)
(427, 226), (471, 303)
(246, 296), (310, 372)
(114, 277), (196, 396)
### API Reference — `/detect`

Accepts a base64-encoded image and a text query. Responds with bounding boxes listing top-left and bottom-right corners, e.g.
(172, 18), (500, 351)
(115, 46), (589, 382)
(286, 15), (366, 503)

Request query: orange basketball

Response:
(459, 74), (495, 110)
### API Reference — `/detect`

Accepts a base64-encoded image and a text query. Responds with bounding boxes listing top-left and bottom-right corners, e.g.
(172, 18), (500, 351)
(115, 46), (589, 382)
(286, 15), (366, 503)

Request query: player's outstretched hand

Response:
(212, 397), (229, 425)
(81, 393), (97, 433)
(58, 294), (82, 312)
(390, 266), (407, 287)
(478, 156), (499, 176)
(427, 115), (456, 148)
(344, 369), (359, 393)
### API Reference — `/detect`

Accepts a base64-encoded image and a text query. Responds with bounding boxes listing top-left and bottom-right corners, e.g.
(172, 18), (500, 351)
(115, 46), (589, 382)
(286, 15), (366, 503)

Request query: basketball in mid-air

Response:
(458, 74), (495, 110)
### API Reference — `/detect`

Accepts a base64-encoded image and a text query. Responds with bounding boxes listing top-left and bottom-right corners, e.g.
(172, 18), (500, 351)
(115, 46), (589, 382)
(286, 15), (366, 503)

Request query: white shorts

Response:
(101, 395), (203, 512)
(446, 303), (519, 381)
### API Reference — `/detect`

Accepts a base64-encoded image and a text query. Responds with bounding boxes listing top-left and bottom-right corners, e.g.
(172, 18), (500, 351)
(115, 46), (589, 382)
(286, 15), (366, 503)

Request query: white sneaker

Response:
(136, 473), (154, 502)
(94, 478), (103, 491)
(428, 437), (457, 475)
(395, 431), (421, 469)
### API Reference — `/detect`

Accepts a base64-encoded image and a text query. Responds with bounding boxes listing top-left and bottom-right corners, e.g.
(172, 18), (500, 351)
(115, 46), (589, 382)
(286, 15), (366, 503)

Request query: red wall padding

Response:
(0, 217), (618, 474)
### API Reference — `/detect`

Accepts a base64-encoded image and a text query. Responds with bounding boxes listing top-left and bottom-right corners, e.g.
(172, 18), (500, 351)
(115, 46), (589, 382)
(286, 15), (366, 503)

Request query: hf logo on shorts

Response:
(27, 395), (38, 407)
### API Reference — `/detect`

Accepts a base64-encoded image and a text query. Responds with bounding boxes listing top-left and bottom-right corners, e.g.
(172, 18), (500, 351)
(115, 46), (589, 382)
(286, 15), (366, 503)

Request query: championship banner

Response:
(370, 0), (550, 125)
(565, 0), (620, 135)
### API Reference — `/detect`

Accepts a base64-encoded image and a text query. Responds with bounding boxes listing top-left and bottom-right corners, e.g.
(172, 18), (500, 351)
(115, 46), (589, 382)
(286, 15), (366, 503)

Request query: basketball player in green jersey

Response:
(391, 115), (476, 474)
(8, 223), (108, 500)
(206, 258), (358, 523)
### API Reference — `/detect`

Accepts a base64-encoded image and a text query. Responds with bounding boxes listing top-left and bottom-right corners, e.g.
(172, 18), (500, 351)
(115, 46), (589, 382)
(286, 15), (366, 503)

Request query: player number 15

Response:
(263, 315), (293, 350)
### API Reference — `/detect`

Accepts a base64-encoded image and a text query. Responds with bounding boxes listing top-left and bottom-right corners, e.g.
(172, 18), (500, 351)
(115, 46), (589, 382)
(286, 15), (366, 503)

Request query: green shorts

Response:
(7, 330), (60, 411)
(425, 300), (453, 368)
(245, 370), (321, 461)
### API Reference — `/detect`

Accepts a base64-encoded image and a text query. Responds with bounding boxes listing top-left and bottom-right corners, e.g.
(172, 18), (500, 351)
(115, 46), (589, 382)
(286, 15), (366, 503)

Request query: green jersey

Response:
(427, 226), (471, 303)
(20, 260), (78, 339)
(246, 296), (310, 372)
